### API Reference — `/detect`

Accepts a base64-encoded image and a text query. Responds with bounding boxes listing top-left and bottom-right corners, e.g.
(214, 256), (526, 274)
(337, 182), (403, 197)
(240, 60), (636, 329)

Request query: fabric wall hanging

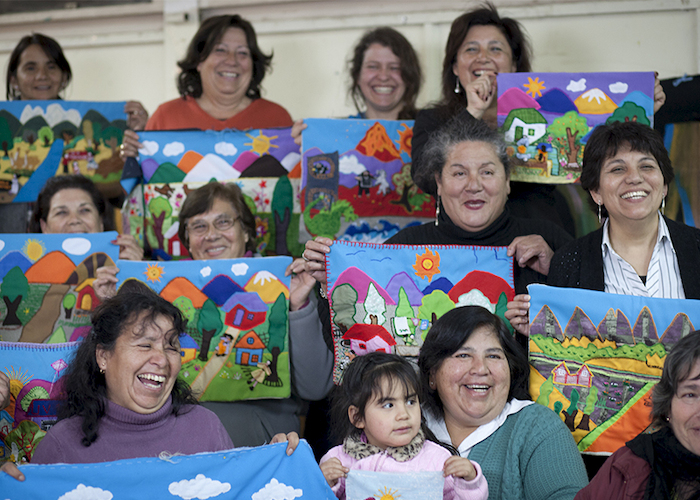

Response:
(527, 283), (700, 454)
(0, 440), (335, 499)
(0, 232), (119, 343)
(125, 177), (302, 261)
(325, 241), (514, 382)
(121, 128), (302, 258)
(346, 470), (443, 500)
(0, 100), (128, 202)
(300, 118), (433, 243)
(116, 257), (292, 402)
(497, 72), (654, 183)
(0, 341), (78, 462)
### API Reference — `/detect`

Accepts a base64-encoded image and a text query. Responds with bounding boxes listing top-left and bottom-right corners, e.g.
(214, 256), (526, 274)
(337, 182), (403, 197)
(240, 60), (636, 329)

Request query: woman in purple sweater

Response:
(1, 281), (297, 481)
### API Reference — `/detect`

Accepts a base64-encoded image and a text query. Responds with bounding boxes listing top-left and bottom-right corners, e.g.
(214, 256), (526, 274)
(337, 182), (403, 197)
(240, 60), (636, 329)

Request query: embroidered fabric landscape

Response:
(527, 284), (700, 453)
(0, 441), (335, 499)
(326, 241), (514, 382)
(0, 341), (78, 462)
(346, 470), (444, 500)
(121, 128), (302, 258)
(301, 118), (432, 243)
(0, 232), (118, 343)
(0, 101), (128, 202)
(116, 257), (292, 402)
(497, 72), (654, 183)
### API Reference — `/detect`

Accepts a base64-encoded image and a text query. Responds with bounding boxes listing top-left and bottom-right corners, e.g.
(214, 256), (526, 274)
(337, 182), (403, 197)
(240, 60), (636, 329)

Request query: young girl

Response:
(320, 352), (488, 500)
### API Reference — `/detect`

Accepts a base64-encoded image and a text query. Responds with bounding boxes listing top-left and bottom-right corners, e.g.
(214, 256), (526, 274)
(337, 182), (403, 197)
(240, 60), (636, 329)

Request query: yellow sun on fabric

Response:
(6, 368), (30, 398)
(245, 131), (279, 155)
(413, 248), (440, 282)
(22, 238), (45, 262)
(375, 487), (401, 499)
(523, 76), (546, 98)
(144, 263), (165, 283)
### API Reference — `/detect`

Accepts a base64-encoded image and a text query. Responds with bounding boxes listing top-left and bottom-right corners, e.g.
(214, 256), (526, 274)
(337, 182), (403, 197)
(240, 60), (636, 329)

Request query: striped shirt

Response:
(601, 213), (685, 298)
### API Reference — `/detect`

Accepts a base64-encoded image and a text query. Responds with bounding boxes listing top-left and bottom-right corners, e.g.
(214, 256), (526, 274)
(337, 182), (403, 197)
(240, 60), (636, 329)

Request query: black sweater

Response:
(548, 216), (700, 299)
(386, 207), (572, 295)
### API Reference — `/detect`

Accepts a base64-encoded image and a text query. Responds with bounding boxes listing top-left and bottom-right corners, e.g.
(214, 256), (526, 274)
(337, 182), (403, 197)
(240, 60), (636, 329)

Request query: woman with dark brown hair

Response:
(411, 3), (666, 235)
(121, 15), (292, 156)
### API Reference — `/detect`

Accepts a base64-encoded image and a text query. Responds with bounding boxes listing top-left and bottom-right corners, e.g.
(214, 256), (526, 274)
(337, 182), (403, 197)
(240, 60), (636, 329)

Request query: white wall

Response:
(0, 0), (697, 121)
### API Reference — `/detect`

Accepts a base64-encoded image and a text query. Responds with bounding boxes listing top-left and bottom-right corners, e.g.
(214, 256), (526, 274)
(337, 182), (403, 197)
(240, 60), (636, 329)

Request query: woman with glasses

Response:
(97, 182), (331, 447)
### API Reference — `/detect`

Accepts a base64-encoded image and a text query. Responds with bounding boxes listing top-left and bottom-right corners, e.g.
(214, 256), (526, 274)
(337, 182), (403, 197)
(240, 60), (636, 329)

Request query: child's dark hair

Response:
(330, 352), (457, 454)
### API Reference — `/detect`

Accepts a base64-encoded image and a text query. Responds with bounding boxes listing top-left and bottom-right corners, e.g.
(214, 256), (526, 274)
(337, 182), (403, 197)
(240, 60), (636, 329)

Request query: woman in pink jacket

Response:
(320, 352), (487, 500)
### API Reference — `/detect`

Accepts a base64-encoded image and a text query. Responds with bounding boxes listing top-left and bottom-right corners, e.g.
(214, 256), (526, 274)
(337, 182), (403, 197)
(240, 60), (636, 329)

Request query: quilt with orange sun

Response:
(300, 118), (434, 243)
(115, 256), (292, 402)
(527, 284), (700, 454)
(120, 128), (304, 259)
(497, 72), (654, 183)
(325, 241), (514, 383)
(0, 232), (119, 344)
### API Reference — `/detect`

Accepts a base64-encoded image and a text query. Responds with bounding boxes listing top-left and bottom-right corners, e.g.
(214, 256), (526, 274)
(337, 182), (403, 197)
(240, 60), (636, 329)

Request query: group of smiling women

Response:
(2, 2), (700, 499)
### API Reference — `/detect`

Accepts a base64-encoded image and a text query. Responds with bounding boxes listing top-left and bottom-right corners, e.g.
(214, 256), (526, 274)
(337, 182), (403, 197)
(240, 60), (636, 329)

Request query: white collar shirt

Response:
(601, 213), (685, 299)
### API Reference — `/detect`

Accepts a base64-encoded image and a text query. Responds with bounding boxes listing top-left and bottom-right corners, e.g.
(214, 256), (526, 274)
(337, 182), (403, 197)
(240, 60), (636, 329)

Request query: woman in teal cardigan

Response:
(419, 307), (588, 499)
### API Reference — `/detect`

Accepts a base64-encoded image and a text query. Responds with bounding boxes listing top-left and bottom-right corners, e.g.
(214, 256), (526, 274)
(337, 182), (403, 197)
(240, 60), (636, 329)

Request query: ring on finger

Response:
(302, 252), (309, 262)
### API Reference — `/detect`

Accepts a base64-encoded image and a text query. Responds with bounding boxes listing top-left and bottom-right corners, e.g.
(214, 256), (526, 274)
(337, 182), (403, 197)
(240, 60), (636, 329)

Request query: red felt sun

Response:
(396, 123), (413, 156)
(413, 248), (440, 282)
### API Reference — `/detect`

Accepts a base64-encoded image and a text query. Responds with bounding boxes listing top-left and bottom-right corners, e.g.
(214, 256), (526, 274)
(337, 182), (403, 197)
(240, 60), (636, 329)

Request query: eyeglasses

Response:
(187, 216), (239, 236)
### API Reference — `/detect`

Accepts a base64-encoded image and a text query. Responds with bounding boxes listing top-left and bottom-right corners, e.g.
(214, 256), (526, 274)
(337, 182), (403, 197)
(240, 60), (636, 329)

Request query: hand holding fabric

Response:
(507, 235), (554, 276)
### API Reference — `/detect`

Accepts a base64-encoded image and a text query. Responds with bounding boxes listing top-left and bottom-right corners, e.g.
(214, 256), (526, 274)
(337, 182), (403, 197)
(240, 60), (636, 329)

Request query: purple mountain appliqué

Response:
(530, 304), (564, 340)
(631, 306), (658, 343)
(332, 267), (395, 305)
(660, 313), (694, 346)
(385, 272), (423, 306)
(564, 307), (598, 340)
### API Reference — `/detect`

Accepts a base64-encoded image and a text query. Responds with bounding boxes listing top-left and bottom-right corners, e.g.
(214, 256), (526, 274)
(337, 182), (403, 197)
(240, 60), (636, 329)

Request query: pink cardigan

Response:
(320, 440), (488, 500)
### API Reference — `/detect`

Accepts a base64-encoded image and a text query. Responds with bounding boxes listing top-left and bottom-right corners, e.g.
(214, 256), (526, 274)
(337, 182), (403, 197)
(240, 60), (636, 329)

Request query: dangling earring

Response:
(661, 196), (666, 216)
(435, 196), (441, 226)
(454, 78), (461, 94)
(597, 202), (602, 224)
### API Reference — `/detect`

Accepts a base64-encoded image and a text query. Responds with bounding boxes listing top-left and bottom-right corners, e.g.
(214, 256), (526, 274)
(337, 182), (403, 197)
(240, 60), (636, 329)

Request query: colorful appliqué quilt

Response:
(346, 470), (444, 500)
(0, 440), (335, 499)
(527, 284), (700, 454)
(121, 128), (302, 258)
(0, 100), (128, 202)
(497, 72), (654, 183)
(0, 232), (119, 343)
(0, 341), (78, 462)
(301, 118), (433, 243)
(116, 257), (292, 402)
(326, 241), (514, 382)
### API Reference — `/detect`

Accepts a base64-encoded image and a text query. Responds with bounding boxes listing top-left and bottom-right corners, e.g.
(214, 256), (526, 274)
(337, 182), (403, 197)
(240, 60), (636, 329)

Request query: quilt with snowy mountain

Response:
(300, 118), (433, 243)
(0, 100), (128, 203)
(497, 72), (654, 183)
(325, 241), (514, 382)
(527, 284), (700, 454)
(0, 441), (335, 499)
(116, 257), (292, 402)
(121, 128), (303, 259)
